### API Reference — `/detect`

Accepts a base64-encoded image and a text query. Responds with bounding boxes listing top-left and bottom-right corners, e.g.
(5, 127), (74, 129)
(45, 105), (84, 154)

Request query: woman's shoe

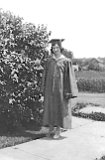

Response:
(46, 126), (54, 138)
(46, 132), (52, 138)
(53, 134), (60, 139)
(60, 128), (67, 132)
(53, 127), (61, 139)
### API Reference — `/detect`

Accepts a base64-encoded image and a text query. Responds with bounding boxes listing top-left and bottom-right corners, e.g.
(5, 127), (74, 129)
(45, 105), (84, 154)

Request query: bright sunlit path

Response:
(1, 0), (105, 58)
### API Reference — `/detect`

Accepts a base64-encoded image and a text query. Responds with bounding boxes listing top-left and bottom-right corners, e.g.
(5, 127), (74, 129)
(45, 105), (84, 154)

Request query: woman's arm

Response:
(40, 60), (48, 95)
(63, 60), (78, 100)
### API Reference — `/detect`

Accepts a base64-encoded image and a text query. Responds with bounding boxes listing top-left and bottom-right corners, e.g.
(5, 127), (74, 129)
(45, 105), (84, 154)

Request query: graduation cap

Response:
(49, 38), (65, 46)
(49, 39), (65, 51)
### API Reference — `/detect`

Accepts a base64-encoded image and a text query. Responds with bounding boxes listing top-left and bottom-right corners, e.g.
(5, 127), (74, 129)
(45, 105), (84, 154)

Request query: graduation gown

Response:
(41, 54), (78, 129)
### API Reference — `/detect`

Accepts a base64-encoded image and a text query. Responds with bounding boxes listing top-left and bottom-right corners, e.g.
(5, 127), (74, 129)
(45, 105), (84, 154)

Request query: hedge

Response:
(72, 103), (105, 121)
(0, 9), (50, 132)
(77, 78), (105, 93)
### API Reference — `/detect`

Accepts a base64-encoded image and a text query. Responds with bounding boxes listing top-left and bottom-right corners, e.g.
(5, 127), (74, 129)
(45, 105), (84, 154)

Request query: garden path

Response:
(0, 117), (105, 160)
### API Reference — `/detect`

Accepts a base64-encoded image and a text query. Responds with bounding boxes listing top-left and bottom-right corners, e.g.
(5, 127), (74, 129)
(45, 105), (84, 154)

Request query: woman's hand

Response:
(64, 93), (72, 100)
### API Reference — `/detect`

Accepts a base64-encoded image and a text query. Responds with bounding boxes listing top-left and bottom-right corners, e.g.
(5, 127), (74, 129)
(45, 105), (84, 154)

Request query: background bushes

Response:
(77, 79), (105, 93)
(0, 9), (50, 132)
(76, 71), (105, 93)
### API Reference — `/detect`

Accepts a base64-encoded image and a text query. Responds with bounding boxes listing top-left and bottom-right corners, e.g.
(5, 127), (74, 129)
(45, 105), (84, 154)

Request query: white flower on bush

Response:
(27, 82), (32, 87)
(18, 93), (21, 97)
(18, 100), (20, 103)
(12, 73), (18, 82)
(35, 58), (41, 66)
(9, 98), (15, 104)
(18, 64), (22, 69)
(39, 96), (44, 102)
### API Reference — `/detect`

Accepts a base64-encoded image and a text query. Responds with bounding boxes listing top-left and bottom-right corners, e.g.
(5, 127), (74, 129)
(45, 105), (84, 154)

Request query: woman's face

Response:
(52, 44), (61, 55)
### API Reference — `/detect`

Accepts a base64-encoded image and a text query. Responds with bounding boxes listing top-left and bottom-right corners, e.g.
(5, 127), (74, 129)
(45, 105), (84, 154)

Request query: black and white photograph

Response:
(0, 0), (105, 160)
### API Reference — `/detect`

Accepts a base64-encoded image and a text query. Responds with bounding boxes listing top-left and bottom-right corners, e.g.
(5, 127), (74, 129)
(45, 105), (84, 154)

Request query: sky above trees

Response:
(1, 0), (105, 58)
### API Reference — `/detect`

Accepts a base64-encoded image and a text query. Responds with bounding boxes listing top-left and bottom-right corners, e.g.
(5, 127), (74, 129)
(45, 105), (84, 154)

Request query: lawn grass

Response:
(75, 70), (105, 80)
(0, 92), (105, 149)
(0, 124), (45, 149)
(74, 92), (105, 108)
(72, 102), (105, 121)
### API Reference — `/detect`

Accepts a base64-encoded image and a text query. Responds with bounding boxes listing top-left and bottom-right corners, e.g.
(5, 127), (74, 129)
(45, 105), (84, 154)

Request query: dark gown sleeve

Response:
(63, 60), (78, 100)
(41, 60), (48, 95)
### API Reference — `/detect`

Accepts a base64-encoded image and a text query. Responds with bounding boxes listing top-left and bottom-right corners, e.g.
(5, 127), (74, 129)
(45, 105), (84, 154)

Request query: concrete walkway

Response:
(0, 117), (105, 160)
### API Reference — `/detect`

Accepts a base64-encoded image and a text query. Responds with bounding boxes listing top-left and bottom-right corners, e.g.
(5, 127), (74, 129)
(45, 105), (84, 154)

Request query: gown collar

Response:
(52, 54), (65, 61)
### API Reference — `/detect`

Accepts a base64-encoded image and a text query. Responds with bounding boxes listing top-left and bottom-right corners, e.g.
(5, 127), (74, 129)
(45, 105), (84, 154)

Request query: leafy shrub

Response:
(75, 71), (105, 93)
(72, 103), (105, 121)
(76, 71), (105, 80)
(0, 9), (50, 132)
(77, 79), (105, 93)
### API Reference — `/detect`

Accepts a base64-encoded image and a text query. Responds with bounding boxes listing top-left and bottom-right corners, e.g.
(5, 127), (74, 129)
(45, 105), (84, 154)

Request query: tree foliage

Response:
(0, 9), (50, 131)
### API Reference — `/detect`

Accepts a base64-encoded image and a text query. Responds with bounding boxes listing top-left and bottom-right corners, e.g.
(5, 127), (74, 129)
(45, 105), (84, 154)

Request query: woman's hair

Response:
(50, 43), (63, 54)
